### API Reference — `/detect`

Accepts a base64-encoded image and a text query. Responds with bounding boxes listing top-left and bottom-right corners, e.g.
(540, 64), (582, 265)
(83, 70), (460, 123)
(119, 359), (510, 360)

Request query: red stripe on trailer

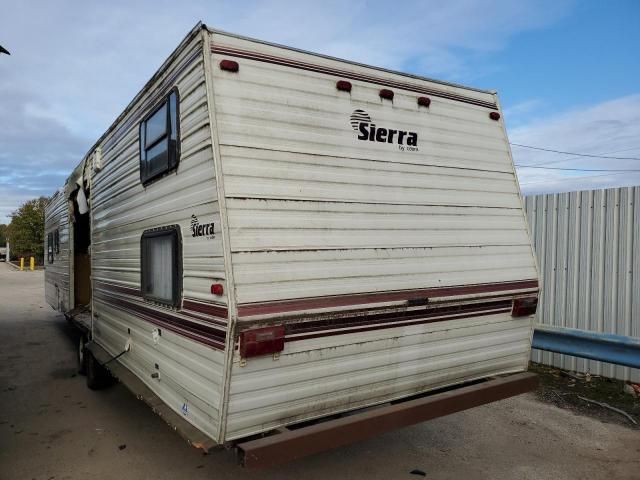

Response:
(237, 279), (539, 317)
(94, 291), (227, 350)
(94, 280), (229, 323)
(283, 298), (514, 339)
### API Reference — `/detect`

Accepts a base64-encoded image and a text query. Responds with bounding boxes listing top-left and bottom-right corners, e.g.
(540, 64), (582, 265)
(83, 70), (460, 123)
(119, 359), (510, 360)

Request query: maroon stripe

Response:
(285, 299), (512, 335)
(95, 281), (228, 324)
(211, 45), (498, 110)
(286, 308), (512, 342)
(94, 292), (227, 350)
(238, 279), (539, 317)
(183, 299), (228, 319)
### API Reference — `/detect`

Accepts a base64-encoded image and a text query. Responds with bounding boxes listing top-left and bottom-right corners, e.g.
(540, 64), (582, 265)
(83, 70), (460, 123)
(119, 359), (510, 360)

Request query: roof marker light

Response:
(379, 89), (394, 100)
(489, 111), (501, 121)
(220, 59), (239, 72)
(417, 97), (431, 108)
(336, 80), (352, 92)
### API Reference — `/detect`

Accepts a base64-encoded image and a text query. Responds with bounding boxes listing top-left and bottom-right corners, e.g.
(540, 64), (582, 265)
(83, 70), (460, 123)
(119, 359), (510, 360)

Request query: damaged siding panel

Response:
(94, 299), (225, 441)
(525, 187), (640, 382)
(225, 313), (531, 439)
(92, 38), (225, 307)
(91, 34), (226, 441)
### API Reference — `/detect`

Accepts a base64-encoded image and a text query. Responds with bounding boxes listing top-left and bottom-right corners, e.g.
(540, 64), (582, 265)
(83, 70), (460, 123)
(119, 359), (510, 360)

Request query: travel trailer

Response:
(44, 22), (539, 467)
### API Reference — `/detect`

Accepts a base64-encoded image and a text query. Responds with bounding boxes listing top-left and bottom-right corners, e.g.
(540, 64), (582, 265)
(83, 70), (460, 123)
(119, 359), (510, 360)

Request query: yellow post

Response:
(30, 257), (35, 271)
(20, 257), (24, 271)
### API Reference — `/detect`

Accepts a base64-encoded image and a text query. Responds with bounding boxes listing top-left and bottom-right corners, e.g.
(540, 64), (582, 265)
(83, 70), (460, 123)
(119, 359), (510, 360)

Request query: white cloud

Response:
(0, 0), (572, 222)
(509, 94), (640, 195)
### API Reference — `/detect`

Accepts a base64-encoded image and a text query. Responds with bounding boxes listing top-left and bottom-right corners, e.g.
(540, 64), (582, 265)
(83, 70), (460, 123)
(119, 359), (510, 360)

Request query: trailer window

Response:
(139, 89), (180, 185)
(141, 226), (181, 307)
(47, 232), (54, 264)
(54, 229), (60, 254)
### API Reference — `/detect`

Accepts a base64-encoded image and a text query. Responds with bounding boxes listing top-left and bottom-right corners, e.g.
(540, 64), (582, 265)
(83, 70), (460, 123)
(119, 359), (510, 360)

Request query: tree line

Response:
(2, 197), (48, 264)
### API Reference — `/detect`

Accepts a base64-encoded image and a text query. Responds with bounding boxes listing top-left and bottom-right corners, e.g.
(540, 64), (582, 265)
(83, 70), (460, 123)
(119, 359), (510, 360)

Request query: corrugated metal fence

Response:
(524, 186), (640, 382)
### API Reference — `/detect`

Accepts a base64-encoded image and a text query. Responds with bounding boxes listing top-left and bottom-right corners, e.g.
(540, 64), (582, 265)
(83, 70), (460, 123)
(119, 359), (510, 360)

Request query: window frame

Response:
(47, 232), (54, 264)
(140, 225), (182, 308)
(54, 229), (60, 254)
(139, 88), (181, 186)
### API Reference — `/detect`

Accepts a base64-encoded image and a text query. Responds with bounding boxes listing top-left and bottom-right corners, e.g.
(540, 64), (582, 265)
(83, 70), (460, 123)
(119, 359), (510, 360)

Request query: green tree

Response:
(7, 197), (48, 264)
(0, 224), (7, 246)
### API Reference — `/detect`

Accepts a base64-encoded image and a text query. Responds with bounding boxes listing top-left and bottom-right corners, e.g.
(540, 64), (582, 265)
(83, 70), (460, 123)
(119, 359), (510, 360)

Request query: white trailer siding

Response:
(225, 313), (534, 439)
(208, 31), (538, 439)
(209, 33), (534, 307)
(90, 31), (227, 442)
(44, 190), (71, 313)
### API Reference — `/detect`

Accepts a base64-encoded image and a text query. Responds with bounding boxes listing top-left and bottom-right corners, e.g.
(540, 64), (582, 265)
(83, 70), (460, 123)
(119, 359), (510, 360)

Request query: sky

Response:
(1, 0), (639, 223)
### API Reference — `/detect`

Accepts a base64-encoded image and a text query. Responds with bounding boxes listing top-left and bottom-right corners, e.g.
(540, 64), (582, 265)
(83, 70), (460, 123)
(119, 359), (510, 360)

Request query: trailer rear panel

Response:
(208, 30), (538, 439)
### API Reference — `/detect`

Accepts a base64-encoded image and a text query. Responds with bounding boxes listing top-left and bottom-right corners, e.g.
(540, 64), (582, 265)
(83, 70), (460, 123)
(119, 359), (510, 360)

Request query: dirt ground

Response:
(1, 262), (638, 480)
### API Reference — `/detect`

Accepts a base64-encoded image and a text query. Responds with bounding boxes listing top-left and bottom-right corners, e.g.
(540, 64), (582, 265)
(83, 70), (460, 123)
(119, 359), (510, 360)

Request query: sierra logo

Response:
(350, 109), (418, 151)
(190, 214), (215, 239)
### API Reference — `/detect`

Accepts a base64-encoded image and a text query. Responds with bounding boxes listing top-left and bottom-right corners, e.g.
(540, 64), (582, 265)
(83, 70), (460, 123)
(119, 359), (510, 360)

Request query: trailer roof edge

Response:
(204, 25), (495, 96)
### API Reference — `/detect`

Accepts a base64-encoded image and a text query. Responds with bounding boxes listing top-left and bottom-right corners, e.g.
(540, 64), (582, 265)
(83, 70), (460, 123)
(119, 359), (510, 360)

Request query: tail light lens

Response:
(512, 297), (538, 317)
(239, 326), (285, 358)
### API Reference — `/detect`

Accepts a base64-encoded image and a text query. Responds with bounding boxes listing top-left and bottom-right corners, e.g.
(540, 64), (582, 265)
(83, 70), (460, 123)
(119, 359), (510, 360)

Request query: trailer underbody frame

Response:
(236, 372), (538, 469)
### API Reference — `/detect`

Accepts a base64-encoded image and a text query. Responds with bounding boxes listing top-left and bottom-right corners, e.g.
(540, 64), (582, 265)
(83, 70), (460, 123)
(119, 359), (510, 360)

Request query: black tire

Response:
(77, 334), (87, 375)
(85, 350), (110, 390)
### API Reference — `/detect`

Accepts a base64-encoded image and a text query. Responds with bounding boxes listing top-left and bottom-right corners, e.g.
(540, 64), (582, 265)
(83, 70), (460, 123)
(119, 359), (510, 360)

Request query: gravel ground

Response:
(1, 262), (638, 480)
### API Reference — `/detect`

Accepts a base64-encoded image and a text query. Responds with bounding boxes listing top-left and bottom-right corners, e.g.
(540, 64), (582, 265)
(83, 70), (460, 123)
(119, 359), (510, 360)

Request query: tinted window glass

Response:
(145, 103), (167, 147)
(140, 90), (180, 185)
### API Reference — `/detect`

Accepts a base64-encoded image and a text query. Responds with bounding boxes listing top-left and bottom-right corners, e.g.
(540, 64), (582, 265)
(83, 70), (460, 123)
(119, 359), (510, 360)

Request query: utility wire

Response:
(513, 146), (640, 168)
(516, 165), (640, 172)
(510, 143), (640, 161)
(519, 170), (632, 186)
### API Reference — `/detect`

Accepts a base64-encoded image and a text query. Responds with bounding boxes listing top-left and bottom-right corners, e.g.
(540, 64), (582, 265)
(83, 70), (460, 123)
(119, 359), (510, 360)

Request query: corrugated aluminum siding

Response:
(524, 186), (640, 382)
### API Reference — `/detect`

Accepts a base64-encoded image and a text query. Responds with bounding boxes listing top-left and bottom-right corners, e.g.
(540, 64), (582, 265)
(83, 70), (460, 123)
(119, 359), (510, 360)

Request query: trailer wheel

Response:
(77, 334), (87, 375)
(85, 350), (110, 390)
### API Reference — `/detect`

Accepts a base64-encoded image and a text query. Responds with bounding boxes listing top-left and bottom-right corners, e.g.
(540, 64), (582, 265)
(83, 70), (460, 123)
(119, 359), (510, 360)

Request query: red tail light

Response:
(239, 326), (285, 358)
(220, 59), (239, 72)
(512, 297), (538, 317)
(489, 111), (501, 121)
